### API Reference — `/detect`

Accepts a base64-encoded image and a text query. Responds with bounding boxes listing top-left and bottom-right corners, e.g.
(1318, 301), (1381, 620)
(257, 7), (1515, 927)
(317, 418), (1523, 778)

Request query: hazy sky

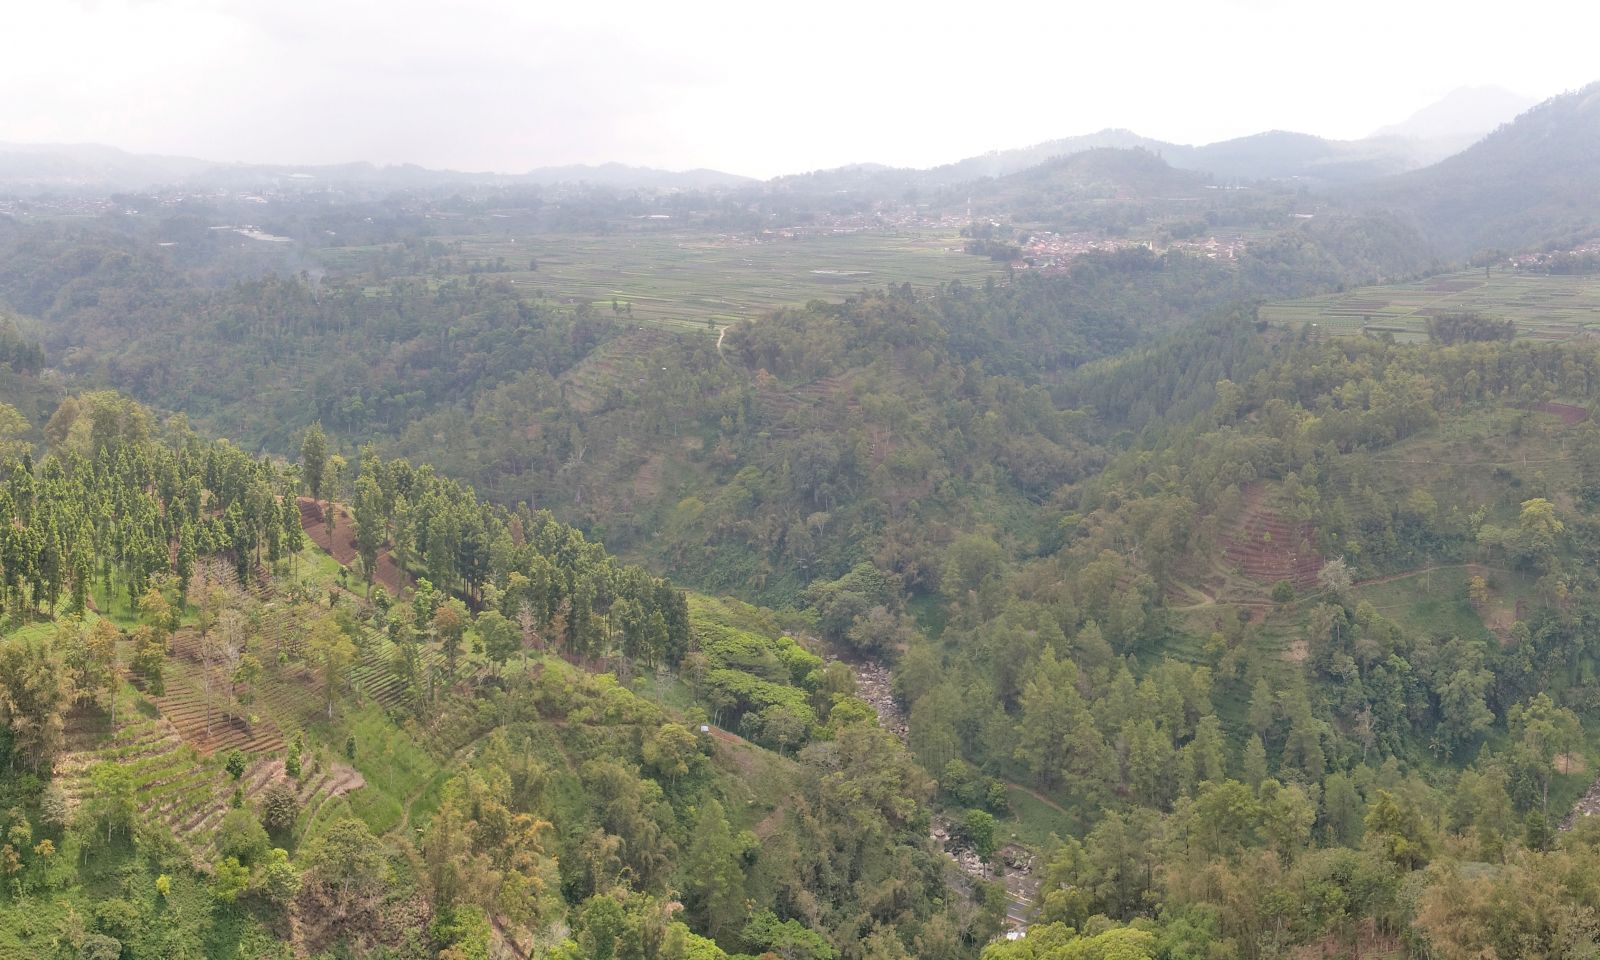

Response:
(5, 0), (1599, 179)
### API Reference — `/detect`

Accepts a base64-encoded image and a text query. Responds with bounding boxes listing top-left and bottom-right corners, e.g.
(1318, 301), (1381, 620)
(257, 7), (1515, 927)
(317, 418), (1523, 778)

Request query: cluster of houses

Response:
(1507, 239), (1600, 270)
(1014, 229), (1252, 271)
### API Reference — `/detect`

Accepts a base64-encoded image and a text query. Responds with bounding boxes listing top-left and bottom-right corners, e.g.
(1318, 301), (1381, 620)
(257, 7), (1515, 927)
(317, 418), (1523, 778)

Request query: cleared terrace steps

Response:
(559, 331), (677, 413)
(349, 629), (445, 713)
(755, 373), (860, 436)
(58, 710), (364, 865)
(1220, 489), (1322, 593)
(153, 633), (287, 756)
(56, 715), (191, 809)
(189, 755), (366, 862)
(152, 557), (309, 752)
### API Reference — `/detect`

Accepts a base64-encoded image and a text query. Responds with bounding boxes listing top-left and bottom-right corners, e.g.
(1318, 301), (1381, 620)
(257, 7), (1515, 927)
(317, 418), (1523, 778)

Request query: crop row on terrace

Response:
(152, 662), (287, 756)
(1263, 270), (1600, 341)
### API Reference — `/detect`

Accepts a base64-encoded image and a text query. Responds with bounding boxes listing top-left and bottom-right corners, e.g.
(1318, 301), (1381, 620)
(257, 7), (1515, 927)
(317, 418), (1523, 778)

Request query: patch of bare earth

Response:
(299, 497), (408, 595)
(630, 453), (665, 505)
(1219, 483), (1322, 593)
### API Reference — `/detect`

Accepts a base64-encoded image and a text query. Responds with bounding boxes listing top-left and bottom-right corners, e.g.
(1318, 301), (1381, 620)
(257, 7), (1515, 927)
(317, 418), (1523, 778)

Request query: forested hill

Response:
(15, 320), (1600, 958)
(0, 390), (972, 960)
(13, 131), (1600, 956)
(0, 390), (694, 692)
(1360, 81), (1600, 258)
(910, 327), (1600, 958)
(381, 235), (1431, 607)
(0, 213), (1433, 612)
(0, 222), (621, 450)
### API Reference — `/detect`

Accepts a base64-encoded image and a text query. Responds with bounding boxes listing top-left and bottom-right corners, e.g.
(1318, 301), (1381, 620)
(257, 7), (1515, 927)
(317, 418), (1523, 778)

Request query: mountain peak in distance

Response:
(1373, 85), (1536, 142)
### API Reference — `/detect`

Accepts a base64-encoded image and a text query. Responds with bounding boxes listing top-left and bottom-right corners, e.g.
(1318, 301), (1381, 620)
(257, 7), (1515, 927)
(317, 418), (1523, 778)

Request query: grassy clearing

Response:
(627, 670), (697, 712)
(1262, 270), (1600, 341)
(88, 576), (147, 628)
(706, 736), (799, 834)
(0, 619), (56, 644)
(286, 543), (350, 594)
(302, 704), (441, 839)
(997, 783), (1082, 851)
(1353, 572), (1496, 641)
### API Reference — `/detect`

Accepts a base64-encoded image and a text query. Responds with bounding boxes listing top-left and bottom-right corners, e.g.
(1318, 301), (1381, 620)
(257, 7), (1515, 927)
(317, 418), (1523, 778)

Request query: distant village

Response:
(1507, 239), (1600, 271)
(1010, 229), (1252, 270)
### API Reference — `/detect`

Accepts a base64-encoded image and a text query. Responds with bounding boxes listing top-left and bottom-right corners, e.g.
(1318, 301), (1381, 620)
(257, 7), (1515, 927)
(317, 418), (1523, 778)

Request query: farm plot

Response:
(1262, 271), (1600, 341)
(55, 712), (192, 809)
(151, 661), (287, 756)
(1218, 484), (1322, 593)
(299, 497), (409, 595)
(347, 627), (445, 715)
(52, 704), (252, 857)
(557, 329), (681, 414)
(187, 755), (365, 861)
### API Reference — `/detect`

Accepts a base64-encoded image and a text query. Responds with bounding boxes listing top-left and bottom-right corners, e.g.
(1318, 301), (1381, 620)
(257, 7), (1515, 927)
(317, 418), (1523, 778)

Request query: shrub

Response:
(216, 809), (269, 866)
(259, 781), (301, 837)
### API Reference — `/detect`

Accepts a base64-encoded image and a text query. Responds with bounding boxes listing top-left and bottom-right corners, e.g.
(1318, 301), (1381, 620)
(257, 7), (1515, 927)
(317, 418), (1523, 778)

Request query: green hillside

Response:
(0, 393), (956, 960)
(1362, 81), (1600, 258)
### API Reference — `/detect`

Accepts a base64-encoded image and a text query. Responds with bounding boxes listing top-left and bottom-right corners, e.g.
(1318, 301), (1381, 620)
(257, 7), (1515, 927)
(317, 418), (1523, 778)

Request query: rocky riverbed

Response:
(1562, 771), (1600, 830)
(835, 655), (1034, 931)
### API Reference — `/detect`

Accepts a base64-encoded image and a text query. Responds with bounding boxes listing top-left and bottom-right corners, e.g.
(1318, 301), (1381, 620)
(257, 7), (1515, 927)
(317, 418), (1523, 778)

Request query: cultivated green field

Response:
(1262, 270), (1600, 341)
(333, 230), (1004, 333)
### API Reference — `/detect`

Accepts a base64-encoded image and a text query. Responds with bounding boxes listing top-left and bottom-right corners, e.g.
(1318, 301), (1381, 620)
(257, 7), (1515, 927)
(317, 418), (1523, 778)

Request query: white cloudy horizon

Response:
(3, 0), (1597, 180)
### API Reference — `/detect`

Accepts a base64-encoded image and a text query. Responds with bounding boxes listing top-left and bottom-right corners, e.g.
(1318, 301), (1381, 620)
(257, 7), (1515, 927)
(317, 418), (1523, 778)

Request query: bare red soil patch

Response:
(1517, 401), (1590, 425)
(1220, 484), (1322, 592)
(151, 685), (286, 756)
(299, 498), (408, 595)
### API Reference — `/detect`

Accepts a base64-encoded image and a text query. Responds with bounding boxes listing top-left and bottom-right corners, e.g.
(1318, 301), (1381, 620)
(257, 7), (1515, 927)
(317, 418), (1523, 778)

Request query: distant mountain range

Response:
(921, 86), (1534, 189)
(0, 142), (753, 194)
(8, 84), (1600, 263)
(1373, 85), (1536, 144)
(0, 86), (1534, 197)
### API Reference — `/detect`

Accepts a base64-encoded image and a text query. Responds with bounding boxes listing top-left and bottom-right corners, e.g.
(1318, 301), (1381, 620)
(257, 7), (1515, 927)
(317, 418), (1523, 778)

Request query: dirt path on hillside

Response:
(1351, 562), (1516, 589)
(1007, 781), (1072, 818)
(397, 741), (479, 834)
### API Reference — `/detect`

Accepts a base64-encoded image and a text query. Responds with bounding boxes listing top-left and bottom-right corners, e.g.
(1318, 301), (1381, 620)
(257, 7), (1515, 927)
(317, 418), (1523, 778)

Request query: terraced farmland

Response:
(1220, 487), (1323, 593)
(1261, 270), (1600, 341)
(348, 628), (444, 714)
(58, 708), (364, 863)
(558, 329), (681, 413)
(151, 664), (287, 756)
(330, 229), (1004, 333)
